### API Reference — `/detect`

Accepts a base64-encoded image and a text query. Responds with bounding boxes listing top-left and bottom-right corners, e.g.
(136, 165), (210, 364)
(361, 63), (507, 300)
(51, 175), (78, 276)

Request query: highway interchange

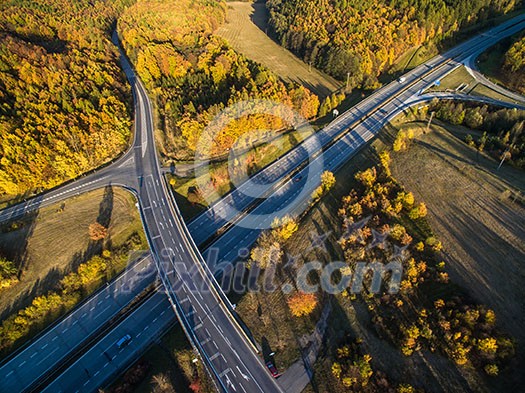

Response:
(0, 13), (524, 393)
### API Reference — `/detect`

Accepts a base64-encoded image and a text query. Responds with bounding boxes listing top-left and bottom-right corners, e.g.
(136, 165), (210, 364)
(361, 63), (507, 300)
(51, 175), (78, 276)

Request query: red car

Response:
(266, 361), (280, 378)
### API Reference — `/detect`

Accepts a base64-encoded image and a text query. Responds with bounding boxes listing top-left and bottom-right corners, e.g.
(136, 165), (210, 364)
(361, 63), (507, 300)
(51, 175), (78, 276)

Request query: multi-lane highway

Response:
(0, 13), (524, 393)
(129, 67), (285, 392)
(1, 30), (286, 393)
(0, 255), (155, 392)
(185, 12), (525, 248)
(201, 14), (525, 266)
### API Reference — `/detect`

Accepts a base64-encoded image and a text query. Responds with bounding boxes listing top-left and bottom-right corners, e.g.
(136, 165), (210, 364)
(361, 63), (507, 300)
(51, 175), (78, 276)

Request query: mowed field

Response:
(215, 2), (342, 97)
(391, 122), (525, 390)
(0, 187), (145, 320)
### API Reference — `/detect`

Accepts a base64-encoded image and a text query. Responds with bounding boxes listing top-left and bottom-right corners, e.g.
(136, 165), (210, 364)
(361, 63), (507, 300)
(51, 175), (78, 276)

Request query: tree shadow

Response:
(249, 1), (271, 36)
(261, 336), (275, 362)
(64, 186), (115, 274)
(0, 195), (43, 323)
(0, 266), (61, 323)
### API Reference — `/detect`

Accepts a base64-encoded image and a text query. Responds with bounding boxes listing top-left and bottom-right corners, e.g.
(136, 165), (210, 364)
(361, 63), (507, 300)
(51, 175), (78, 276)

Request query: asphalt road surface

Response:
(185, 13), (525, 248)
(0, 14), (524, 393)
(205, 15), (525, 267)
(0, 255), (155, 392)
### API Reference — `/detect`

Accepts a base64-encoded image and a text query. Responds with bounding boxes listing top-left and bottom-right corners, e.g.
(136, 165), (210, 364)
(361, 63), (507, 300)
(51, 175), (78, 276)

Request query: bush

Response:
(287, 292), (318, 317)
(89, 222), (108, 241)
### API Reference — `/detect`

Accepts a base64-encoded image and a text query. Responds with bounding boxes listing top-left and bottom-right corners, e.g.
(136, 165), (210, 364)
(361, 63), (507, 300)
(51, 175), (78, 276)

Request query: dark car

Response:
(293, 175), (302, 183)
(266, 361), (279, 378)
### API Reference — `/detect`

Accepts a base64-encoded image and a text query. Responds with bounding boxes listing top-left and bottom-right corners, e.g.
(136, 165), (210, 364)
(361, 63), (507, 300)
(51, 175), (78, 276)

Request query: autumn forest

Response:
(1, 0), (523, 200)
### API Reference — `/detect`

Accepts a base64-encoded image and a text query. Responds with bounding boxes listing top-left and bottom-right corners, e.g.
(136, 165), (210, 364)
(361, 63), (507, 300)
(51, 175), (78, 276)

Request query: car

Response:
(116, 334), (132, 349)
(293, 175), (302, 183)
(397, 76), (406, 83)
(266, 361), (279, 378)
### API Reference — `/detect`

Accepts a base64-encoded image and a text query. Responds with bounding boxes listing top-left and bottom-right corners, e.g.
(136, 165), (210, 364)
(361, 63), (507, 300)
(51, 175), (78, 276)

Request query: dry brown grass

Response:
(390, 122), (525, 391)
(257, 118), (524, 391)
(215, 1), (341, 97)
(0, 187), (145, 321)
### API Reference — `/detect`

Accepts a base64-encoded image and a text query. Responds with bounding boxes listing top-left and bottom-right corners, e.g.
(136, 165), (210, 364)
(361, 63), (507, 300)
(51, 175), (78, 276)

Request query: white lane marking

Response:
(18, 361), (26, 368)
(6, 371), (14, 377)
(193, 322), (203, 330)
(36, 347), (59, 366)
(236, 366), (250, 381)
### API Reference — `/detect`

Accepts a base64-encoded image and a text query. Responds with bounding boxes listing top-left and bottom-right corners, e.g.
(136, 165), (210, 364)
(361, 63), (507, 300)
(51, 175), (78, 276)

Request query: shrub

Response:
(287, 292), (318, 317)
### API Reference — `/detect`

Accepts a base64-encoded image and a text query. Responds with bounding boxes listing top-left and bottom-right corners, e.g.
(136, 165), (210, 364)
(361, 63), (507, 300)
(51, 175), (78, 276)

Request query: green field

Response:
(429, 65), (521, 104)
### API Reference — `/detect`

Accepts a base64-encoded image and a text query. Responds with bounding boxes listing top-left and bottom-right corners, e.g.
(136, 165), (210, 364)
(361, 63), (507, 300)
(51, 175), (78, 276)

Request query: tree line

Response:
(431, 101), (525, 169)
(266, 0), (521, 88)
(502, 33), (525, 93)
(117, 0), (320, 162)
(0, 0), (134, 199)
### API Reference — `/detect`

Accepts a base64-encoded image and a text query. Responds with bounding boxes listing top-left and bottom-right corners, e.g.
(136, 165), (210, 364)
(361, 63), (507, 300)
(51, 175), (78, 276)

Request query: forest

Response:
(0, 0), (134, 199)
(266, 0), (522, 88)
(502, 33), (525, 93)
(117, 0), (319, 161)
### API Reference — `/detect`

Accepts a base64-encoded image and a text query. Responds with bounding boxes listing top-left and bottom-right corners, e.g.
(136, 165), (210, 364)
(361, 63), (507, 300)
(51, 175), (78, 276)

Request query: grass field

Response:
(428, 65), (521, 104)
(215, 1), (342, 97)
(477, 30), (524, 95)
(0, 187), (146, 321)
(389, 44), (438, 76)
(238, 115), (525, 392)
(390, 120), (525, 391)
(429, 65), (476, 92)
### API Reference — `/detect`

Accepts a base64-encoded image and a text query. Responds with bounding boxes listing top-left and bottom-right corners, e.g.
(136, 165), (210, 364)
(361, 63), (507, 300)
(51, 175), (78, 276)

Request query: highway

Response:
(0, 255), (156, 392)
(1, 30), (286, 393)
(199, 14), (525, 265)
(0, 13), (524, 393)
(43, 291), (175, 393)
(128, 60), (285, 392)
(185, 13), (525, 247)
